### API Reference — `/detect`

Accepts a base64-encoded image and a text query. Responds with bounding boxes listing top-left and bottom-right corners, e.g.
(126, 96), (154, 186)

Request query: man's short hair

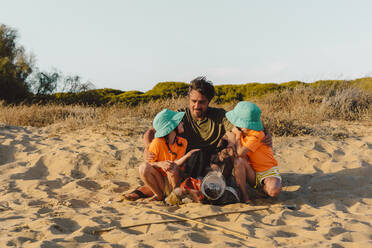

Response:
(189, 76), (215, 102)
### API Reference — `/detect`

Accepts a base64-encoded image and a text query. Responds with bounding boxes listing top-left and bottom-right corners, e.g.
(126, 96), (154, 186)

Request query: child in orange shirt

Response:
(139, 109), (199, 201)
(225, 101), (282, 203)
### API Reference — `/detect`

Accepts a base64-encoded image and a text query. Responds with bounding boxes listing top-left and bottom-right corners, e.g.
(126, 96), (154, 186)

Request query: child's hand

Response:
(186, 149), (200, 157)
(232, 126), (242, 137)
(143, 147), (155, 162)
(224, 131), (237, 146)
(157, 160), (175, 172)
(262, 129), (273, 147)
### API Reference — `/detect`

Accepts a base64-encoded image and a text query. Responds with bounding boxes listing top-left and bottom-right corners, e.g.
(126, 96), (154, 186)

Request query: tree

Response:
(0, 24), (33, 102)
(60, 75), (95, 93)
(27, 68), (60, 94)
(27, 68), (95, 95)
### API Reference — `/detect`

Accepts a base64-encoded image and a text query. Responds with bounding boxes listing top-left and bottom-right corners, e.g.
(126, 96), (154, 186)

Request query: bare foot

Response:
(241, 194), (251, 204)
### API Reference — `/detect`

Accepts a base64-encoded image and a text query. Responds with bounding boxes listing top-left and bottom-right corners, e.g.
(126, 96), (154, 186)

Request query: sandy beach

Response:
(0, 119), (371, 247)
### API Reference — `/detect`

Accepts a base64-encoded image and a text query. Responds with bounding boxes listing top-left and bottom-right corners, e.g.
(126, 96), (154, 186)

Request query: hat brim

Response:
(154, 112), (185, 138)
(226, 110), (263, 131)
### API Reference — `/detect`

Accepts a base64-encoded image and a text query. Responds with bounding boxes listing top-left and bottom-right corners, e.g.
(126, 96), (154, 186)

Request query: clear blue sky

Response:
(2, 0), (372, 92)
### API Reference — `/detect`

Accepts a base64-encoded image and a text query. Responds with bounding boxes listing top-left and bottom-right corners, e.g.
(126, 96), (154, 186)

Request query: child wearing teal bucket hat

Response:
(140, 109), (199, 201)
(225, 101), (282, 203)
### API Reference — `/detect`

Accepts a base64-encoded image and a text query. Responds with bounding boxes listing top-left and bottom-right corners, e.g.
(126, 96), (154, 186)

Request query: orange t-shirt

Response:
(148, 136), (188, 175)
(240, 130), (277, 172)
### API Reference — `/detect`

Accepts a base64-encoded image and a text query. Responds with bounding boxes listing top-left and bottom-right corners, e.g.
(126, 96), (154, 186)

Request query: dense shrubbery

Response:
(1, 81), (370, 137)
(34, 82), (189, 106)
(0, 24), (33, 103)
(352, 77), (372, 91)
(22, 77), (370, 106)
(256, 82), (372, 136)
(146, 82), (189, 97)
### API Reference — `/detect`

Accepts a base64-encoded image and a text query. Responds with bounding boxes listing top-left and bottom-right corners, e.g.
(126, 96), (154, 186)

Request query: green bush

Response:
(352, 77), (372, 92)
(24, 78), (372, 107)
(214, 85), (245, 103)
(146, 82), (189, 97)
(243, 83), (282, 99)
(279, 80), (306, 88)
(214, 83), (283, 103)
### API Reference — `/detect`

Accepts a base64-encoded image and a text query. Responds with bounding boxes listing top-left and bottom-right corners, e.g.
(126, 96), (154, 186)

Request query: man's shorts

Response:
(255, 166), (281, 188)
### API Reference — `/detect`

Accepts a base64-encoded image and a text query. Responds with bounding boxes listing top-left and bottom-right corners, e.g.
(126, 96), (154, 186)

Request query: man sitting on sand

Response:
(124, 76), (272, 201)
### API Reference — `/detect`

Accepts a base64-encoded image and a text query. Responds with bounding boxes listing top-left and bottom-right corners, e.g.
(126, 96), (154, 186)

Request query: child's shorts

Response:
(255, 166), (281, 188)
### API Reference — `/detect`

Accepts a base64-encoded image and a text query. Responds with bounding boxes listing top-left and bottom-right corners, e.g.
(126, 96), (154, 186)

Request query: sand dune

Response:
(0, 121), (371, 247)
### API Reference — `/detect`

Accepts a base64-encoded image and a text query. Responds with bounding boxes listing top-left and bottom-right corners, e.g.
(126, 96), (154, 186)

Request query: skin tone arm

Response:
(225, 127), (251, 157)
(143, 127), (156, 161)
(262, 127), (272, 147)
(149, 160), (174, 172)
(149, 149), (200, 172)
(173, 149), (200, 167)
(226, 126), (271, 153)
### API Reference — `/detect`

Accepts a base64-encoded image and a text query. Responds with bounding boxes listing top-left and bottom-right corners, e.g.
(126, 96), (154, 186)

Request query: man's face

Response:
(189, 90), (209, 120)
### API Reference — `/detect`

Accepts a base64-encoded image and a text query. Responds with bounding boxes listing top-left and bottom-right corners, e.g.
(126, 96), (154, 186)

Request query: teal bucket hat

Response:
(153, 109), (185, 138)
(226, 101), (263, 131)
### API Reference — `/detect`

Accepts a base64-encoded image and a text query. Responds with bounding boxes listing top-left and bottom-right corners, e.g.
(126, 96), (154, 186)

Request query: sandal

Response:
(123, 188), (151, 201)
(144, 195), (164, 202)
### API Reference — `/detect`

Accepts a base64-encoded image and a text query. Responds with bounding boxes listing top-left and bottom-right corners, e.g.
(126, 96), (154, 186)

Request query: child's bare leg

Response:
(244, 160), (256, 187)
(234, 157), (250, 202)
(139, 162), (165, 199)
(262, 177), (281, 197)
(166, 167), (180, 190)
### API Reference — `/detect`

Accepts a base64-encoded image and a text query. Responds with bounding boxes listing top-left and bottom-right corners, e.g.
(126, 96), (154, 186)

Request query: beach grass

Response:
(0, 84), (371, 137)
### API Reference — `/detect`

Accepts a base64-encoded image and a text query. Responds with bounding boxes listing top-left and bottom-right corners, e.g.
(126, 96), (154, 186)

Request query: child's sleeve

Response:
(241, 133), (264, 153)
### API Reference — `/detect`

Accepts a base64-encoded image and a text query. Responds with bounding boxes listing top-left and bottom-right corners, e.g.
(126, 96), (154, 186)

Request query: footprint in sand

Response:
(10, 157), (49, 180)
(76, 179), (102, 191)
(304, 140), (342, 162)
(0, 145), (16, 165)
(331, 148), (345, 162)
(121, 147), (140, 168)
(50, 218), (80, 234)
